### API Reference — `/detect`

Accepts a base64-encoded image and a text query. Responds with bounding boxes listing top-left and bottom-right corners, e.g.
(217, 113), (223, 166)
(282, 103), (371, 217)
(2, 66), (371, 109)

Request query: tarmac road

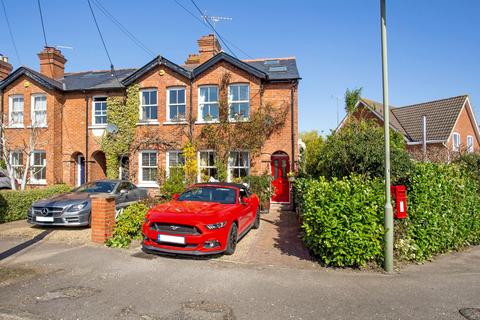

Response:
(0, 237), (479, 320)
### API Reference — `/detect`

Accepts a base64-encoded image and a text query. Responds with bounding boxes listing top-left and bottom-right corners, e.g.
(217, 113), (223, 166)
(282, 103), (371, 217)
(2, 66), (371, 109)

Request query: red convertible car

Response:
(142, 183), (260, 256)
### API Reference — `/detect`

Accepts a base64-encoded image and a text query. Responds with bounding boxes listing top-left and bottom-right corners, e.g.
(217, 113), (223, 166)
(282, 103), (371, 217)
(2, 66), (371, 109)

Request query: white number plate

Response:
(158, 234), (185, 244)
(36, 216), (54, 222)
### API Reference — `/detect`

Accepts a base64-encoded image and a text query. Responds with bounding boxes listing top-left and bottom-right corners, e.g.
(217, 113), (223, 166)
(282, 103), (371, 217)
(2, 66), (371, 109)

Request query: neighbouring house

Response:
(0, 34), (300, 203)
(338, 95), (480, 161)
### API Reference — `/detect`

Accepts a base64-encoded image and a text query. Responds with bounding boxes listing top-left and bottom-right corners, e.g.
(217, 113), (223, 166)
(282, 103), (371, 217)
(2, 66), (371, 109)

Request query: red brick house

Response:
(0, 35), (300, 203)
(338, 95), (480, 161)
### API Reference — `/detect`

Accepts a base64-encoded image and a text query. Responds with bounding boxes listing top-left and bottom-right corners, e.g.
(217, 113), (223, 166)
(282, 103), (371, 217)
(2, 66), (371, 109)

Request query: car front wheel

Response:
(225, 223), (238, 255)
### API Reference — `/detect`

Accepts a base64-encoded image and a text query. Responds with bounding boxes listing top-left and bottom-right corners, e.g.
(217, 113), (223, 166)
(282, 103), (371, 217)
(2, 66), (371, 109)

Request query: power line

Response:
(1, 0), (21, 64)
(173, 0), (253, 59)
(86, 0), (119, 81)
(188, 0), (237, 58)
(37, 0), (48, 47)
(91, 0), (155, 57)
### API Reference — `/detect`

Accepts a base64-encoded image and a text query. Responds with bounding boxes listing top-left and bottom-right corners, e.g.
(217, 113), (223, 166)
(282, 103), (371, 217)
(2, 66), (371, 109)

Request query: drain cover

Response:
(460, 308), (480, 320)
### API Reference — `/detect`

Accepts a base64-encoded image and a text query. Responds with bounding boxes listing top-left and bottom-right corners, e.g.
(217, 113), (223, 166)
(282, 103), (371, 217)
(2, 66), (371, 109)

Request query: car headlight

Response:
(67, 201), (88, 212)
(206, 221), (227, 230)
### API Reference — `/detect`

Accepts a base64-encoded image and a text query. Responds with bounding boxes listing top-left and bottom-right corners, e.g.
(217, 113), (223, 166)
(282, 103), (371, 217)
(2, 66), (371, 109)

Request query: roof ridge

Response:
(398, 95), (468, 110)
(242, 56), (296, 62)
(64, 68), (137, 75)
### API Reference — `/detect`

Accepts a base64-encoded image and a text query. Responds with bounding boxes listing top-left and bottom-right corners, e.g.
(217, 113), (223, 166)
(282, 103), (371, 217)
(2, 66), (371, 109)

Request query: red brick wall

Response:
(1, 60), (298, 189)
(446, 101), (479, 152)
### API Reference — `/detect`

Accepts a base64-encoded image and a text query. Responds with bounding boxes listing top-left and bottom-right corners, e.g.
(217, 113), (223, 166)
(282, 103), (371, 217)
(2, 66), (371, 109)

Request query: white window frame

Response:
(198, 86), (219, 123)
(227, 151), (250, 182)
(166, 150), (185, 178)
(198, 150), (217, 182)
(10, 151), (23, 181)
(228, 84), (250, 121)
(9, 95), (24, 128)
(30, 94), (47, 128)
(467, 135), (474, 153)
(138, 150), (158, 187)
(139, 89), (158, 123)
(92, 96), (108, 126)
(30, 151), (46, 185)
(166, 87), (187, 123)
(452, 132), (461, 152)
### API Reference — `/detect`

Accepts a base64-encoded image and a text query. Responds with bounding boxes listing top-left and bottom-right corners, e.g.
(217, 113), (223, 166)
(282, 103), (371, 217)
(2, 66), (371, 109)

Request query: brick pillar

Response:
(91, 194), (116, 244)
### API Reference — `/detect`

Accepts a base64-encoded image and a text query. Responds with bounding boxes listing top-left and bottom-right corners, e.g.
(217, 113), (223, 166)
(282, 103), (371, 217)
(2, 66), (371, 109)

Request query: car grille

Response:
(150, 223), (200, 235)
(32, 206), (64, 217)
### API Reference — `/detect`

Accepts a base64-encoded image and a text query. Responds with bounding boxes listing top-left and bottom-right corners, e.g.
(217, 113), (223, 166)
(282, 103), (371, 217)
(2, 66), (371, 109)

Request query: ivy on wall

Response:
(198, 72), (289, 181)
(101, 84), (140, 178)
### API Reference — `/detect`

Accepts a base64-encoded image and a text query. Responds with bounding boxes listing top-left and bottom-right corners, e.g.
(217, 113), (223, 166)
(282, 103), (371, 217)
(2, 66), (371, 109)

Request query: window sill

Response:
(29, 181), (47, 185)
(27, 125), (48, 129)
(137, 182), (159, 188)
(6, 125), (24, 129)
(163, 121), (188, 125)
(136, 121), (160, 126)
(228, 118), (250, 123)
(89, 124), (107, 129)
(195, 120), (220, 124)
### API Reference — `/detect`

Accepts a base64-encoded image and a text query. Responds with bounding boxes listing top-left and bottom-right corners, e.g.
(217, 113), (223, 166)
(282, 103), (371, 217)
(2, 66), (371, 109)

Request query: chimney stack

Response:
(0, 55), (13, 80)
(185, 34), (222, 65)
(37, 47), (67, 79)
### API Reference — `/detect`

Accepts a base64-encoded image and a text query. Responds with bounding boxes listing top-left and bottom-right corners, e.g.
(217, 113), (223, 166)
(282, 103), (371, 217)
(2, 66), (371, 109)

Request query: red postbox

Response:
(390, 185), (407, 219)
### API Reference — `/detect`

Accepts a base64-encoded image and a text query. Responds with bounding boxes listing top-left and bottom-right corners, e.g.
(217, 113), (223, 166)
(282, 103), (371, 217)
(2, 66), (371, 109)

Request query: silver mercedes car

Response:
(27, 180), (148, 227)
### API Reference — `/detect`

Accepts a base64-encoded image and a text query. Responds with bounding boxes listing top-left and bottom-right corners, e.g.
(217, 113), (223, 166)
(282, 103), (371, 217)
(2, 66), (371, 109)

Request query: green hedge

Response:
(296, 175), (385, 267)
(295, 163), (480, 267)
(403, 163), (480, 261)
(106, 203), (149, 248)
(0, 184), (72, 223)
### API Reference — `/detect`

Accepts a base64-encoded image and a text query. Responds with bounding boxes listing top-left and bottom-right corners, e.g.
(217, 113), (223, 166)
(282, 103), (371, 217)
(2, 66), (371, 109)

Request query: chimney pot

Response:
(37, 46), (67, 79)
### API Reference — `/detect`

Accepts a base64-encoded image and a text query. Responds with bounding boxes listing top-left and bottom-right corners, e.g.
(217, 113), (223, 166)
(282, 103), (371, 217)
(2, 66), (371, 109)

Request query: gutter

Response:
(85, 93), (89, 183)
(407, 139), (446, 145)
(290, 80), (296, 172)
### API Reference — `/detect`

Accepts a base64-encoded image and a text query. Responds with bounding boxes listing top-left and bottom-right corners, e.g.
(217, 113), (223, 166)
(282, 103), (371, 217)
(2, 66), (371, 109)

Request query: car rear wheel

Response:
(252, 208), (260, 229)
(225, 223), (238, 255)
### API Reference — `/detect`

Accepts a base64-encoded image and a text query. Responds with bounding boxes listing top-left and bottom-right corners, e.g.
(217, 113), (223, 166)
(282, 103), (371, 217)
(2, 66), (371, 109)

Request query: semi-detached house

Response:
(0, 35), (300, 203)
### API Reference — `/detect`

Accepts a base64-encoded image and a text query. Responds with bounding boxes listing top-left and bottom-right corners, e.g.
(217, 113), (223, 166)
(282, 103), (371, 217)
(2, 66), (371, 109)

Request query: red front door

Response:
(271, 154), (290, 203)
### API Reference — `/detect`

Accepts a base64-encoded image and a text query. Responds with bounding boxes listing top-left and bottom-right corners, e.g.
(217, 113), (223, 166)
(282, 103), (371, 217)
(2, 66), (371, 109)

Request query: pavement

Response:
(0, 210), (479, 319)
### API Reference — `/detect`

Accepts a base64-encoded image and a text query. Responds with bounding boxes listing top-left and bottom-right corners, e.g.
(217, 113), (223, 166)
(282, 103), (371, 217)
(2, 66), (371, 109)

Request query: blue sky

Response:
(1, 0), (479, 134)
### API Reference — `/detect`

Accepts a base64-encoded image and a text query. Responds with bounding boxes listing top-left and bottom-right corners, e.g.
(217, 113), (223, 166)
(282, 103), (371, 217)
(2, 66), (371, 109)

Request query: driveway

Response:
(1, 209), (480, 319)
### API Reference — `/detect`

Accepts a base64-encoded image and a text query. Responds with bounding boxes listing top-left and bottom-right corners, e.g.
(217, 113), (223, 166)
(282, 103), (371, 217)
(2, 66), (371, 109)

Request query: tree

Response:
(317, 119), (412, 182)
(344, 87), (362, 114)
(299, 130), (324, 177)
(0, 118), (47, 190)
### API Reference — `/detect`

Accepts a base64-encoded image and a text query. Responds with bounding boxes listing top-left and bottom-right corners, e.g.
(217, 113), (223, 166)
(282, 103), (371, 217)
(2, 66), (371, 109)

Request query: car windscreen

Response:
(74, 181), (117, 193)
(178, 187), (236, 205)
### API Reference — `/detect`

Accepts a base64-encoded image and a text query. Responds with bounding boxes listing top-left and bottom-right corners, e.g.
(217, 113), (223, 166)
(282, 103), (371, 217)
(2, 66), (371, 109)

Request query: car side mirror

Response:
(172, 193), (180, 200)
(119, 189), (128, 195)
(241, 196), (250, 205)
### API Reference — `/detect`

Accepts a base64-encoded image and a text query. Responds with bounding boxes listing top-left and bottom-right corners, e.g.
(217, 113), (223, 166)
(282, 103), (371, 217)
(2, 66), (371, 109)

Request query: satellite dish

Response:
(105, 123), (118, 134)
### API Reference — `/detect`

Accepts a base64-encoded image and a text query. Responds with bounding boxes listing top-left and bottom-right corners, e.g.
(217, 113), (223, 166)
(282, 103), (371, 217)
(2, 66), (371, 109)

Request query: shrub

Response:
(317, 120), (413, 182)
(297, 175), (385, 267)
(238, 174), (273, 211)
(0, 184), (71, 223)
(106, 203), (149, 248)
(159, 170), (186, 200)
(403, 162), (480, 261)
(299, 130), (324, 178)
